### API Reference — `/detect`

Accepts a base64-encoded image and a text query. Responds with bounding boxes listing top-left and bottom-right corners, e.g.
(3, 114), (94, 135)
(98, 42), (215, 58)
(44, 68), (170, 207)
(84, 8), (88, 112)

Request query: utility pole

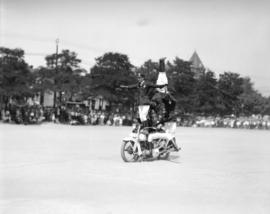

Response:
(54, 38), (59, 108)
(55, 38), (59, 68)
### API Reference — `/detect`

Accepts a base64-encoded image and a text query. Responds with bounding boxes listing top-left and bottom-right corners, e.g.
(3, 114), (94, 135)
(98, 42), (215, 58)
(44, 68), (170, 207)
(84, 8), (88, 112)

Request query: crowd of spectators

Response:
(1, 104), (270, 130)
(177, 115), (270, 130)
(1, 104), (44, 125)
(0, 104), (134, 126)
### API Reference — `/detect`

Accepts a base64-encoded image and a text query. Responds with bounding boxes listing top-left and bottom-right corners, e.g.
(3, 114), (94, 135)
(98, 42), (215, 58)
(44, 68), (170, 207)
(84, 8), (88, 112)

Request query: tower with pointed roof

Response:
(189, 51), (205, 79)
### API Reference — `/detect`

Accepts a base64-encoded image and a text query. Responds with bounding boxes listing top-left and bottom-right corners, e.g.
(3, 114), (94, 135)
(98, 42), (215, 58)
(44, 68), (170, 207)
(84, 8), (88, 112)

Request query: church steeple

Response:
(189, 51), (205, 79)
(189, 51), (204, 69)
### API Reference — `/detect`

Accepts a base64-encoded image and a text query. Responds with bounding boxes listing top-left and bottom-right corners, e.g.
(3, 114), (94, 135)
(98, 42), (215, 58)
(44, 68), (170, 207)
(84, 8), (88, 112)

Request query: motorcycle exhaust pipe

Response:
(159, 145), (177, 154)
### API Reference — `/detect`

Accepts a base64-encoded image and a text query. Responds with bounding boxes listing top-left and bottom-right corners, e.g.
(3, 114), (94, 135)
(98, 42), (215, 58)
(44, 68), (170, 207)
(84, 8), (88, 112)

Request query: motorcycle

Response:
(121, 122), (180, 162)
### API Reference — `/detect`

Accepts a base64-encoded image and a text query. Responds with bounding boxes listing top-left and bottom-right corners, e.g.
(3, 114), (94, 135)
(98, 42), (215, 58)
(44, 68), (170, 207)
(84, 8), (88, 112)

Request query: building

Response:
(189, 51), (205, 79)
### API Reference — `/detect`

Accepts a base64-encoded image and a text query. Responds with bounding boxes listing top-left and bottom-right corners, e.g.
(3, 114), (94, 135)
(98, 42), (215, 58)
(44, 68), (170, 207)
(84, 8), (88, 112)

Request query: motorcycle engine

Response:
(138, 129), (148, 142)
(151, 139), (167, 158)
(152, 139), (166, 149)
(152, 148), (159, 158)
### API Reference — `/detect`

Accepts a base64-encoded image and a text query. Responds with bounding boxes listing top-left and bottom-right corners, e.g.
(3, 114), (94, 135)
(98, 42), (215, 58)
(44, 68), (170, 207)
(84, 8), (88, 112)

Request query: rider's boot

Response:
(168, 139), (180, 151)
(173, 141), (180, 151)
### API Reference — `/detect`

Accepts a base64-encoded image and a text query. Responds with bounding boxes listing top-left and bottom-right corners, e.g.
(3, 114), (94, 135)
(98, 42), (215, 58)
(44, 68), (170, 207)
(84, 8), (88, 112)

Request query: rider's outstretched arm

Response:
(147, 82), (167, 89)
(120, 83), (138, 89)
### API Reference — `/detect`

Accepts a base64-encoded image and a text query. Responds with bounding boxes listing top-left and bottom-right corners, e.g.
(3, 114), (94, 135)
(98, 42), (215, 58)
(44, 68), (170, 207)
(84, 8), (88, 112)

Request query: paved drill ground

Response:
(1, 124), (270, 214)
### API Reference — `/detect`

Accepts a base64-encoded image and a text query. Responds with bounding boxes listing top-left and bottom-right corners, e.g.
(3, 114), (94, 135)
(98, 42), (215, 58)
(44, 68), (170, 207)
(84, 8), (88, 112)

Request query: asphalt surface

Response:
(1, 124), (270, 214)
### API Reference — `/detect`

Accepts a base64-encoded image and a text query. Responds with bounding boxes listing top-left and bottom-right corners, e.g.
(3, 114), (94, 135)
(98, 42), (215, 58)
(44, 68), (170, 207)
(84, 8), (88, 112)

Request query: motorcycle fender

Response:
(123, 137), (136, 142)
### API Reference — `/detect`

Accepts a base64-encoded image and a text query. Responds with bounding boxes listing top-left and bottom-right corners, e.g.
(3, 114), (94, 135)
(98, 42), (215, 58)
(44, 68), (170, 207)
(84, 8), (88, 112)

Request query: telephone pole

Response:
(54, 38), (59, 108)
(55, 38), (59, 68)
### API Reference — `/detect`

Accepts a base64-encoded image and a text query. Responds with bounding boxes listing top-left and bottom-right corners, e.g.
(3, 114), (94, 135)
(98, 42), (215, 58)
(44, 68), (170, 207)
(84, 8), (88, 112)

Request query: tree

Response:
(194, 70), (218, 115)
(238, 77), (266, 115)
(45, 49), (81, 69)
(33, 66), (55, 92)
(0, 47), (34, 105)
(136, 59), (159, 83)
(44, 49), (84, 104)
(217, 72), (244, 115)
(90, 52), (136, 108)
(166, 57), (196, 113)
(262, 97), (270, 115)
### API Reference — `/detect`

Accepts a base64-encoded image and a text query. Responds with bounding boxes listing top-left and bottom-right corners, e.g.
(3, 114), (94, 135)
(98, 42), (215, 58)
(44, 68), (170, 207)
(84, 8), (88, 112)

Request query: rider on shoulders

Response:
(152, 58), (176, 124)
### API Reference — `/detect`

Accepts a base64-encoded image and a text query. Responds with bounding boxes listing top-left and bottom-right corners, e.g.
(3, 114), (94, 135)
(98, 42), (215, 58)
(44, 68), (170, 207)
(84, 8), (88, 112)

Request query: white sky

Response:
(1, 0), (270, 95)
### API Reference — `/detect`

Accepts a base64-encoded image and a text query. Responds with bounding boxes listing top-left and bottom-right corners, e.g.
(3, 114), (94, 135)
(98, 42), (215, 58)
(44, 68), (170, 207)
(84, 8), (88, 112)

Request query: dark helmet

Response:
(138, 73), (146, 82)
(138, 73), (145, 79)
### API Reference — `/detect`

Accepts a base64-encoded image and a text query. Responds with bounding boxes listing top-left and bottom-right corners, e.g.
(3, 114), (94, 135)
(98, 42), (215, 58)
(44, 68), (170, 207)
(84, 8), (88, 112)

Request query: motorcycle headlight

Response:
(138, 133), (147, 141)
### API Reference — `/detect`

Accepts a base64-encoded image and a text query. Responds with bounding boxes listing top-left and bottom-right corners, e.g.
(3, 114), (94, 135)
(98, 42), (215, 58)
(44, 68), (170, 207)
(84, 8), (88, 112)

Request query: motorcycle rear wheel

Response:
(159, 152), (170, 160)
(121, 141), (139, 162)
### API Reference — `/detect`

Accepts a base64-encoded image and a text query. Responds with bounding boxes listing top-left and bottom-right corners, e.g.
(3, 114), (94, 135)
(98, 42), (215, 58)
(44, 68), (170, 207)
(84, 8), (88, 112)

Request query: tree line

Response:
(1, 46), (270, 116)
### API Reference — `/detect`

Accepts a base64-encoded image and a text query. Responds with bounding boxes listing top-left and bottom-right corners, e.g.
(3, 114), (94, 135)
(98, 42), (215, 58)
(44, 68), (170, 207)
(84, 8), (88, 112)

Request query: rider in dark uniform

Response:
(120, 73), (166, 127)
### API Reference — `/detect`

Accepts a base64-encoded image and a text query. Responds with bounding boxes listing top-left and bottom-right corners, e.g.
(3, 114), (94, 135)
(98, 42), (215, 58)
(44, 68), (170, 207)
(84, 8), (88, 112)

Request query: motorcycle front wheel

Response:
(121, 141), (139, 162)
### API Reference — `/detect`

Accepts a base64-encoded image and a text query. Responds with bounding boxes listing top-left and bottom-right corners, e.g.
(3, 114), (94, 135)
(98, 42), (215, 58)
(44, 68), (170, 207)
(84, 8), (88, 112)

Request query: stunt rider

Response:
(120, 74), (166, 158)
(120, 73), (166, 128)
(152, 58), (177, 124)
(151, 58), (179, 151)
